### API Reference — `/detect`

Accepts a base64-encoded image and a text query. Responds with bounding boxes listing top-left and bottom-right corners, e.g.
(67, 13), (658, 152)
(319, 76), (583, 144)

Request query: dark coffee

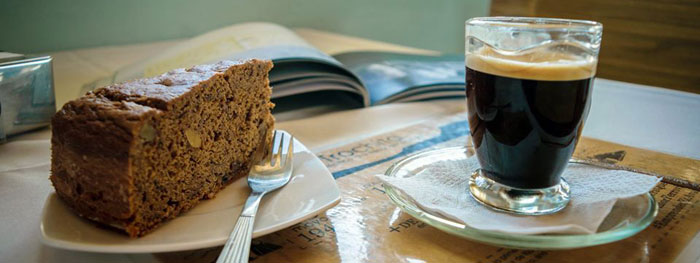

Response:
(466, 59), (593, 189)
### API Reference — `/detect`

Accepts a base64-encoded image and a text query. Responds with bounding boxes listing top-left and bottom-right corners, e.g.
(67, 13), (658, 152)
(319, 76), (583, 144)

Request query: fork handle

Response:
(217, 192), (264, 263)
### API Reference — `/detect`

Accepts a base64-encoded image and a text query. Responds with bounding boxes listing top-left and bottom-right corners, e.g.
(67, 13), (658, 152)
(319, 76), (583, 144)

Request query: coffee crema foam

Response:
(466, 47), (597, 81)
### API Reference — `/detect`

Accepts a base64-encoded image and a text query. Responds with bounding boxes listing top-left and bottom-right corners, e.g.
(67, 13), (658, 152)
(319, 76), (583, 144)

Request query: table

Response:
(1, 30), (698, 263)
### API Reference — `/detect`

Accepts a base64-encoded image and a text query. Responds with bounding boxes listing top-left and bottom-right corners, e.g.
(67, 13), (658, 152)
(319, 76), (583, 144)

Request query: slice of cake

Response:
(50, 59), (275, 237)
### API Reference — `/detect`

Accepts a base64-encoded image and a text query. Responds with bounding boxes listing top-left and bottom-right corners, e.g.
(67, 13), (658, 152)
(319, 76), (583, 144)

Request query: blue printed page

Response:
(333, 51), (465, 105)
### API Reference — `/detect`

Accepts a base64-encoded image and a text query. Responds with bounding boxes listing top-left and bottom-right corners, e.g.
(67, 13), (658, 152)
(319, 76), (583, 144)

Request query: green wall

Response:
(0, 0), (489, 54)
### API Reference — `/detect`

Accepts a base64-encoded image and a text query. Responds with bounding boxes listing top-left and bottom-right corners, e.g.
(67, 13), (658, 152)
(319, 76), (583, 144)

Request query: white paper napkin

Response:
(377, 156), (661, 235)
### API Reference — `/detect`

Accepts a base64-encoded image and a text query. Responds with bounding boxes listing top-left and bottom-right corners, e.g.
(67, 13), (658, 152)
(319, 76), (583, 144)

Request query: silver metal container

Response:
(0, 53), (55, 143)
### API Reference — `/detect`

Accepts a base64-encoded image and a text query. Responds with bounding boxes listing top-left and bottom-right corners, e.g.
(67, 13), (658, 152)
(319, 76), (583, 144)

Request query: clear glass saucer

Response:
(382, 146), (658, 250)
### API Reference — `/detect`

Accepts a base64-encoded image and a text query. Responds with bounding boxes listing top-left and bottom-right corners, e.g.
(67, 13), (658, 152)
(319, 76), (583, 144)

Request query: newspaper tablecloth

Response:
(153, 113), (700, 263)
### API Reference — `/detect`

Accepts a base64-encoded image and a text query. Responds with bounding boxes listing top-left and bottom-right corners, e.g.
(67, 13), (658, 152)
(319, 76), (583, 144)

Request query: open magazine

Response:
(82, 22), (465, 111)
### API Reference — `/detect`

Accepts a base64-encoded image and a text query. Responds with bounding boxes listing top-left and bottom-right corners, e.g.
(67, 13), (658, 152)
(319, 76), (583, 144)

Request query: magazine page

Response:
(385, 85), (464, 104)
(333, 51), (465, 105)
(81, 22), (367, 107)
(294, 28), (439, 56)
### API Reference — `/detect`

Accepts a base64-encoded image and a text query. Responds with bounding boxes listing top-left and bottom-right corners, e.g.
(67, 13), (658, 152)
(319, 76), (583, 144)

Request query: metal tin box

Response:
(0, 54), (55, 143)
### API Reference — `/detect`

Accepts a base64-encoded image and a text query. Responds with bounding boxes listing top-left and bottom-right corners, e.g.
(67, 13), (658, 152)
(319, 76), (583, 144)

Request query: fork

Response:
(216, 130), (294, 263)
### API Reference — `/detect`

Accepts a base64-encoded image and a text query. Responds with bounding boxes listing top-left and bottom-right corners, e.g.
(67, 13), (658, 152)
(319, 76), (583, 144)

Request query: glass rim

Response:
(467, 16), (602, 31)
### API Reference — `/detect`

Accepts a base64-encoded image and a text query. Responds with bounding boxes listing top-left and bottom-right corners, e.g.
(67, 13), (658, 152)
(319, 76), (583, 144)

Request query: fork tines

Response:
(269, 130), (293, 168)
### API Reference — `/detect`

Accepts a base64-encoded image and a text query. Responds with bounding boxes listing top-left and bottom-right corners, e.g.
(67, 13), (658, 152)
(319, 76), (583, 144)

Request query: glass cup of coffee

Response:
(465, 17), (602, 215)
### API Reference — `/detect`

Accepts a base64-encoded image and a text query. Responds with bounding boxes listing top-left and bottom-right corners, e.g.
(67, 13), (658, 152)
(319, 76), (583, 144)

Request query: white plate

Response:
(40, 131), (340, 253)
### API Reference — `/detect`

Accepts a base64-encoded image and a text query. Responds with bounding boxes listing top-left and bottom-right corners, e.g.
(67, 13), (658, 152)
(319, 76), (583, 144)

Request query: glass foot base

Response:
(468, 170), (570, 215)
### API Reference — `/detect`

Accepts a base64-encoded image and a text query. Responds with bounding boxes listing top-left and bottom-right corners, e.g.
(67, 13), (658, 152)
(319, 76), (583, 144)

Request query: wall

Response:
(0, 0), (489, 54)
